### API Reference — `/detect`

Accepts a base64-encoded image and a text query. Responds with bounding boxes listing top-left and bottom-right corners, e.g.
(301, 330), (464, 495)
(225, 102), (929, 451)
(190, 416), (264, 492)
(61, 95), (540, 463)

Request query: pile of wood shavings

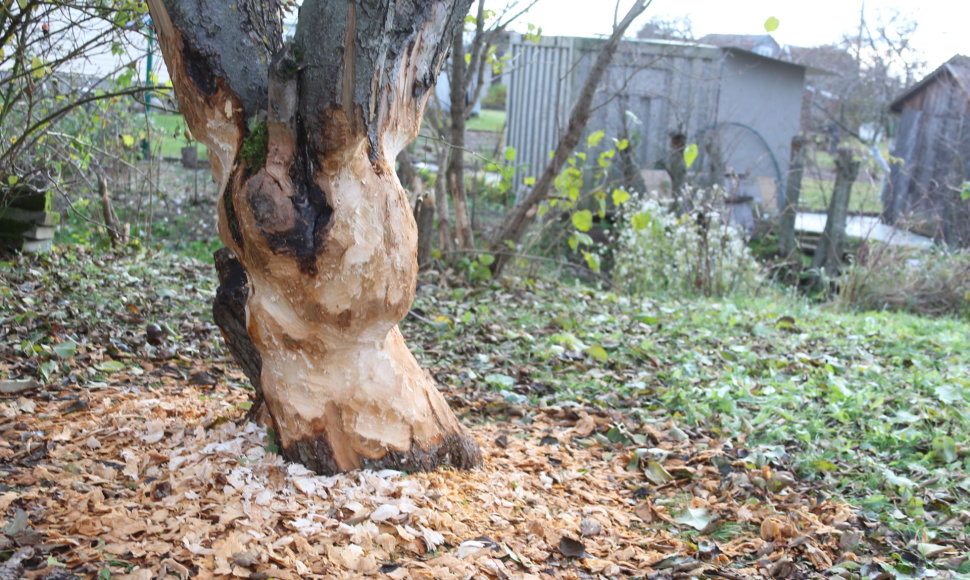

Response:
(0, 382), (868, 579)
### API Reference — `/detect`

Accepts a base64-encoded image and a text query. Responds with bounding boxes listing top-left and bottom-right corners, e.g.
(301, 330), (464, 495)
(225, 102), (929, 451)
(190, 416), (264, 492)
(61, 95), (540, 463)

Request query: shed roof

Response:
(890, 54), (970, 112)
(698, 33), (782, 58)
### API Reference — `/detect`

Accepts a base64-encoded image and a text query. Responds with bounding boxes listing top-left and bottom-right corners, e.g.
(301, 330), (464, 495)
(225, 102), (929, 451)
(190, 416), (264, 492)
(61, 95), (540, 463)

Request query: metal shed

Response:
(505, 34), (807, 211)
(882, 55), (970, 247)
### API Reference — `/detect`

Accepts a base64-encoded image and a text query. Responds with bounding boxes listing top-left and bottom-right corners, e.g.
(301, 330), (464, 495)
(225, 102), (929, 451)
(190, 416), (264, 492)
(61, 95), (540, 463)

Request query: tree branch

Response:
(488, 0), (651, 276)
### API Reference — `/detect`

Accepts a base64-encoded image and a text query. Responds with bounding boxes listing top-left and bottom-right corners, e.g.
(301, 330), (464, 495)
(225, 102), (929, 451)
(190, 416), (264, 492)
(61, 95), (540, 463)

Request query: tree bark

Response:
(433, 143), (456, 255)
(666, 132), (688, 215)
(448, 27), (475, 250)
(487, 0), (649, 277)
(96, 170), (127, 248)
(212, 248), (263, 412)
(433, 0), (534, 260)
(149, 0), (480, 474)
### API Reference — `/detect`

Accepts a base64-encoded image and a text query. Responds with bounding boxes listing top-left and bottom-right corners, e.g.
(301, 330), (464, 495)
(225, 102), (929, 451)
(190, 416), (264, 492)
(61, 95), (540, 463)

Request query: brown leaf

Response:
(634, 501), (655, 523)
(571, 414), (596, 438)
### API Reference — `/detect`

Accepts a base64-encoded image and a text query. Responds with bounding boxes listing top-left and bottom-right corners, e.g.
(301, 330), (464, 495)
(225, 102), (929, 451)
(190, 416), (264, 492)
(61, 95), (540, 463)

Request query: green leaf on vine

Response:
(572, 210), (593, 232)
(684, 143), (698, 168)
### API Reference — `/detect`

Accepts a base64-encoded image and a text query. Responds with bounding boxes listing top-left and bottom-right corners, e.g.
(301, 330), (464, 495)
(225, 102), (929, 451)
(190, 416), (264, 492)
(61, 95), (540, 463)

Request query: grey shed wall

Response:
(714, 49), (806, 208)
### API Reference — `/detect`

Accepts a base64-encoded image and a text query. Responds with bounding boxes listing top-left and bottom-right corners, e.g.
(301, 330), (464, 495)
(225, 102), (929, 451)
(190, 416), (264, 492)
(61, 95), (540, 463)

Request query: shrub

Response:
(612, 194), (764, 297)
(482, 84), (507, 110)
(837, 244), (970, 318)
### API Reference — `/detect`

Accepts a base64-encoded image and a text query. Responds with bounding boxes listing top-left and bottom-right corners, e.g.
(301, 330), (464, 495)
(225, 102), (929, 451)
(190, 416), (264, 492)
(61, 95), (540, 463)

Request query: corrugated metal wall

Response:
(506, 36), (574, 180)
(506, 35), (723, 190)
(505, 35), (809, 212)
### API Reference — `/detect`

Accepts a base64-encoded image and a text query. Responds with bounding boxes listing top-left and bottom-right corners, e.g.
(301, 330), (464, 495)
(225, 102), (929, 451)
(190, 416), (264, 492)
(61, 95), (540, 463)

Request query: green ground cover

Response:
(2, 245), (968, 575)
(406, 280), (970, 555)
(147, 109), (506, 160)
(467, 109), (506, 133)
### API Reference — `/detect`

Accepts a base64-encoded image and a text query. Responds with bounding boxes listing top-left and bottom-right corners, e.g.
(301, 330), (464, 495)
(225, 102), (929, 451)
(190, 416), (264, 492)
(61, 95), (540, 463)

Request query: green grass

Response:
(404, 280), (970, 547)
(148, 113), (206, 159)
(148, 110), (506, 158)
(800, 177), (883, 213)
(467, 109), (506, 133)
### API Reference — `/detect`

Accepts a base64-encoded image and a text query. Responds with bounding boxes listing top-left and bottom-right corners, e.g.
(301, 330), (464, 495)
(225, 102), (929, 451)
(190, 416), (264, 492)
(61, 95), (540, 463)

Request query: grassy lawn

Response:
(800, 177), (883, 214)
(467, 108), (506, 133)
(148, 112), (206, 159)
(148, 110), (506, 158)
(404, 280), (970, 556)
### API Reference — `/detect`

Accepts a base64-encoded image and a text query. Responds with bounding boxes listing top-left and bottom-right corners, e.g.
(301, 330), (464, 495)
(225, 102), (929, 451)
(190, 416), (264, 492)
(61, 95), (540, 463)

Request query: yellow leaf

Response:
(764, 16), (780, 32)
(631, 212), (651, 231)
(587, 344), (608, 362)
(572, 210), (593, 232)
(121, 134), (135, 147)
(612, 188), (630, 206)
(683, 143), (698, 168)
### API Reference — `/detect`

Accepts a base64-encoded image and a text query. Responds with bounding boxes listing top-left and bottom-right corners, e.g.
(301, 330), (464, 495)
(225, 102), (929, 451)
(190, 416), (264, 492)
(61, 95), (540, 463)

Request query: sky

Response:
(493, 0), (969, 75)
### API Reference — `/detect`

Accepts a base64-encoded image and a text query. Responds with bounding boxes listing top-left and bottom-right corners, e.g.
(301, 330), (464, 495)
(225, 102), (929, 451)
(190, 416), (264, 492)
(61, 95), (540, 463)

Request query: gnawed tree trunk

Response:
(148, 0), (480, 474)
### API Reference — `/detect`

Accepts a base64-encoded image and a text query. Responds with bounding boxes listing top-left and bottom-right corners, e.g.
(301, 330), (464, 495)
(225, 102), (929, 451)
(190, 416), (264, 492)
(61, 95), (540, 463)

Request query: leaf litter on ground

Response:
(0, 247), (968, 578)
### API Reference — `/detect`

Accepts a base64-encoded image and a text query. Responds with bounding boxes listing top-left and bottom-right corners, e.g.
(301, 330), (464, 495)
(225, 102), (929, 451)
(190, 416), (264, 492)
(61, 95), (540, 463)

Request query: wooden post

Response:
(180, 145), (198, 169)
(666, 132), (688, 215)
(779, 136), (806, 257)
(812, 148), (860, 277)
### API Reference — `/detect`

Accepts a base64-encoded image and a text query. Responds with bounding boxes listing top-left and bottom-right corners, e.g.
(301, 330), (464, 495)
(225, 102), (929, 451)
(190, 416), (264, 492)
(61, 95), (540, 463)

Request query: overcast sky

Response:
(493, 0), (968, 74)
